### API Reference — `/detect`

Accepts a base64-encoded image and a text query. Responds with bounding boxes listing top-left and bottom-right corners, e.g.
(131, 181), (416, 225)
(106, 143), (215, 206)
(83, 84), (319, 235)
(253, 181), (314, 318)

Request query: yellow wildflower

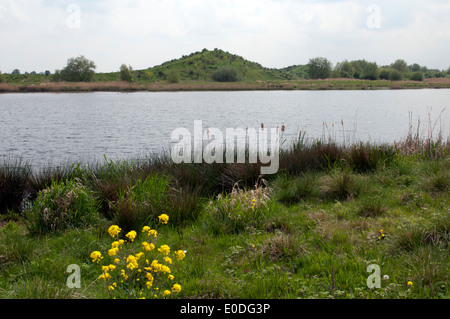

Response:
(126, 255), (139, 270)
(158, 245), (170, 255)
(163, 256), (172, 264)
(160, 265), (171, 274)
(172, 284), (182, 293)
(148, 229), (157, 238)
(163, 290), (171, 296)
(90, 251), (103, 263)
(158, 214), (169, 225)
(142, 241), (155, 252)
(168, 274), (174, 281)
(108, 225), (121, 238)
(125, 230), (137, 242)
(142, 226), (151, 233)
(407, 281), (413, 286)
(98, 272), (111, 280)
(174, 250), (186, 261)
(108, 247), (119, 256)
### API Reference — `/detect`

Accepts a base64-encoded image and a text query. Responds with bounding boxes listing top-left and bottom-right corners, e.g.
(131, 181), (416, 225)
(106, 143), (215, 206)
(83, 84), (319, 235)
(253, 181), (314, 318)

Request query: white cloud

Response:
(0, 0), (448, 73)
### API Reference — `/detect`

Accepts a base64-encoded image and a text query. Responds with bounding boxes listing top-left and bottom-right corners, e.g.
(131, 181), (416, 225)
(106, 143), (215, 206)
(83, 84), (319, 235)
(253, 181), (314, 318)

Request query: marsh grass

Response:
(201, 178), (272, 235)
(26, 178), (100, 235)
(0, 124), (449, 299)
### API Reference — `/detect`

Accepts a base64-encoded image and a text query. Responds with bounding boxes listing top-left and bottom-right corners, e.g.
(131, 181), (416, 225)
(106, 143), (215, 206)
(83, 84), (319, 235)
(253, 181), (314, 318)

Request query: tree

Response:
(350, 60), (378, 80)
(335, 60), (354, 78)
(446, 66), (450, 75)
(0, 71), (5, 83)
(391, 59), (409, 74)
(409, 63), (421, 72)
(307, 57), (331, 79)
(120, 64), (134, 82)
(11, 69), (20, 75)
(379, 68), (390, 80)
(58, 55), (96, 82)
(211, 66), (239, 82)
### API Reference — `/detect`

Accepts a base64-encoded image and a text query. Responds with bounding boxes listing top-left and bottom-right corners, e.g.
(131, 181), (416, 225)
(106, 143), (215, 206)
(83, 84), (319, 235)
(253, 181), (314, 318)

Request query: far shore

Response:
(1, 78), (450, 93)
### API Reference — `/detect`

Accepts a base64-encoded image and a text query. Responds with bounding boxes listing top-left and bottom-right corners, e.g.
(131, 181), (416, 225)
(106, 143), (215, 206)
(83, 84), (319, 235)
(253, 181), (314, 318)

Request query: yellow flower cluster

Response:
(158, 214), (169, 224)
(108, 225), (121, 238)
(89, 214), (185, 299)
(90, 251), (103, 263)
(377, 229), (386, 241)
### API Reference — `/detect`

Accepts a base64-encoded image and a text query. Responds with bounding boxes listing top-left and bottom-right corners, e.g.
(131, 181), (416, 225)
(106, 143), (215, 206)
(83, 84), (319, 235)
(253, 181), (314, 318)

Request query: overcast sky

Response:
(1, 0), (449, 73)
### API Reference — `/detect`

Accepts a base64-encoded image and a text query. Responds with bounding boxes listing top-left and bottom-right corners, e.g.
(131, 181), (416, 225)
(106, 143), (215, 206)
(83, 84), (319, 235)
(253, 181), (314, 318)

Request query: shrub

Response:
(26, 179), (99, 235)
(211, 66), (239, 82)
(410, 71), (424, 81)
(389, 69), (402, 81)
(166, 69), (180, 83)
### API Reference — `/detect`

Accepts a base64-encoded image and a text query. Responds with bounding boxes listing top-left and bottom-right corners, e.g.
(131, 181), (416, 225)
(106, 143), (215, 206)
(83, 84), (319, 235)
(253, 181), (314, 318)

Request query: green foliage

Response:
(26, 178), (100, 235)
(120, 64), (134, 82)
(350, 60), (378, 80)
(166, 69), (180, 83)
(389, 69), (403, 81)
(334, 60), (355, 78)
(307, 57), (332, 79)
(201, 180), (272, 235)
(410, 71), (424, 81)
(56, 55), (96, 82)
(112, 174), (170, 232)
(0, 71), (5, 83)
(391, 59), (409, 73)
(211, 66), (240, 82)
(0, 157), (32, 215)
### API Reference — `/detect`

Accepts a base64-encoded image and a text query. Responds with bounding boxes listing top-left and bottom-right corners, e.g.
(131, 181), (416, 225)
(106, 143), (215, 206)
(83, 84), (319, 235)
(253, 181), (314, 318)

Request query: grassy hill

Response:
(95, 48), (295, 83)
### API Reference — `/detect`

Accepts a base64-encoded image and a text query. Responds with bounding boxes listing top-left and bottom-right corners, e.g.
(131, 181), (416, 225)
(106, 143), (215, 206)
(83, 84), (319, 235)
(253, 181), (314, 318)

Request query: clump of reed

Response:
(201, 177), (272, 235)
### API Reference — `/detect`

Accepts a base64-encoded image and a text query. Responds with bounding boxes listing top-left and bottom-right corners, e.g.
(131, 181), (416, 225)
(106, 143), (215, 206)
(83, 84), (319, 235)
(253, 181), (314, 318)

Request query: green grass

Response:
(0, 135), (449, 299)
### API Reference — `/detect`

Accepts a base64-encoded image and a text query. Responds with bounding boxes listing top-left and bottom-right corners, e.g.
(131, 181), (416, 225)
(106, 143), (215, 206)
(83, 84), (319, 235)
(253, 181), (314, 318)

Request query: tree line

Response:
(306, 57), (448, 81)
(2, 55), (449, 84)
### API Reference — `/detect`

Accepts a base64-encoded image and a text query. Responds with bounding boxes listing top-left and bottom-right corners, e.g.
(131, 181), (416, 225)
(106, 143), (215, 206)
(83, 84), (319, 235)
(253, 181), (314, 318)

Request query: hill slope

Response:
(96, 48), (299, 82)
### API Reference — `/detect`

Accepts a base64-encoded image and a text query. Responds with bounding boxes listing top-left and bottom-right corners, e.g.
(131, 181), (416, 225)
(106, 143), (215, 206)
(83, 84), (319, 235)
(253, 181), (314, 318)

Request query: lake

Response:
(0, 89), (449, 168)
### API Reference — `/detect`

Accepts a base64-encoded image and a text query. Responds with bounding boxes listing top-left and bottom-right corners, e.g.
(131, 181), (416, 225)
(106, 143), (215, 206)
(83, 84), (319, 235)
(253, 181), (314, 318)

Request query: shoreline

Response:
(1, 78), (450, 93)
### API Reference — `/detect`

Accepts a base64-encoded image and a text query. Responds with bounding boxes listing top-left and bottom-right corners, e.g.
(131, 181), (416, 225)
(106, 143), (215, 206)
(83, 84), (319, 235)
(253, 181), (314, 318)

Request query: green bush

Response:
(410, 71), (424, 81)
(389, 69), (402, 81)
(166, 69), (180, 83)
(211, 66), (239, 82)
(26, 179), (99, 235)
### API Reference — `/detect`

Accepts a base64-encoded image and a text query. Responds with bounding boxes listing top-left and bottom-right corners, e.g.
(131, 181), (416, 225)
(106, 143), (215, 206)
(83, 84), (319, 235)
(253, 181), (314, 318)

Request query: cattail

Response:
(261, 123), (264, 130)
(281, 124), (286, 133)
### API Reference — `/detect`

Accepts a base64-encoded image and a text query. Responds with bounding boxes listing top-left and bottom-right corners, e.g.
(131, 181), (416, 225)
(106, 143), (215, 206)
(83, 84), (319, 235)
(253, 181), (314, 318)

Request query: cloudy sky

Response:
(1, 0), (449, 73)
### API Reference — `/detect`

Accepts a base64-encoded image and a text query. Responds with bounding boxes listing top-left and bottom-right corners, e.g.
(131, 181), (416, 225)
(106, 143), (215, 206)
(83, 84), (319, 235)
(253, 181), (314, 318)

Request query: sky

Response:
(1, 0), (449, 73)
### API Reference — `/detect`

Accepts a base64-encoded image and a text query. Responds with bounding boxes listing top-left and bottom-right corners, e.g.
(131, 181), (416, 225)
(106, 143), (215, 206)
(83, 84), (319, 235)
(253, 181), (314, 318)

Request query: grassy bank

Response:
(1, 78), (450, 93)
(0, 131), (449, 299)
